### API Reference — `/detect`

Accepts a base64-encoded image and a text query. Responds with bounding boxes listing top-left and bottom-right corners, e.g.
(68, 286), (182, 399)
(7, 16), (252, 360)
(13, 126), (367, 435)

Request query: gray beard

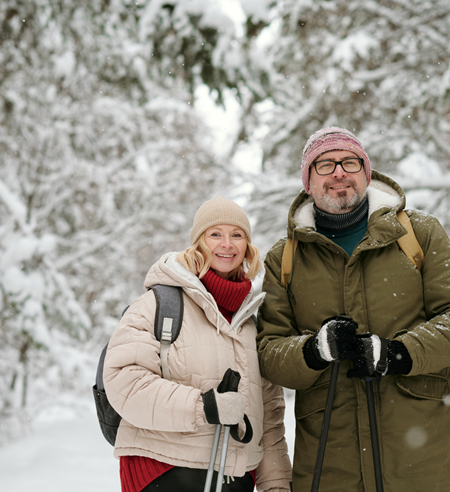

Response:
(318, 188), (366, 213)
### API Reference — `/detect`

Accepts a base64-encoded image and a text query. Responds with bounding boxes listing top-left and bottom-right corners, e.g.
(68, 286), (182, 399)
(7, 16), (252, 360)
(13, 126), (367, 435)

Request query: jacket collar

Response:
(143, 252), (263, 335)
(289, 170), (404, 233)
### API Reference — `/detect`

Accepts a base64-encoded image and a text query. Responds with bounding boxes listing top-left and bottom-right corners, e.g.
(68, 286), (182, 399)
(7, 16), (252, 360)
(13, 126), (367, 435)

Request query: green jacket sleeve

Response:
(397, 213), (450, 376)
(256, 239), (325, 390)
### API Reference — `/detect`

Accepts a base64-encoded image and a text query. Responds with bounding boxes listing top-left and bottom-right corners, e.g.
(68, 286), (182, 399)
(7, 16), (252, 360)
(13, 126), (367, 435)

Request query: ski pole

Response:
(310, 360), (340, 492)
(365, 376), (384, 492)
(215, 425), (232, 492)
(204, 424), (222, 492)
(204, 369), (241, 492)
(215, 370), (241, 492)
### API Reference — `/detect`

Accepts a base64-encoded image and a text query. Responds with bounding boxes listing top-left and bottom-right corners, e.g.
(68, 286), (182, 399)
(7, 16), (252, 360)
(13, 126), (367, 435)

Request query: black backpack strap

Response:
(150, 284), (184, 379)
(95, 343), (109, 392)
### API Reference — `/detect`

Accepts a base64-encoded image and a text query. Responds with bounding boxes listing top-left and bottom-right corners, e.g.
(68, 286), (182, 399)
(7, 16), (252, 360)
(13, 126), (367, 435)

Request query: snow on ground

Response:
(0, 390), (296, 492)
(0, 411), (121, 492)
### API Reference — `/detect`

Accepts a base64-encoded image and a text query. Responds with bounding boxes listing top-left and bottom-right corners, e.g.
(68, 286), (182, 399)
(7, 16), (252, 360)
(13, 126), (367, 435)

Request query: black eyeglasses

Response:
(312, 157), (364, 176)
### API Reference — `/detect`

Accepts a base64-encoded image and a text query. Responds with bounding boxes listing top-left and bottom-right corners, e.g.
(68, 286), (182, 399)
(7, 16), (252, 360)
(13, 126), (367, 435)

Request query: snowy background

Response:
(1, 0), (450, 490)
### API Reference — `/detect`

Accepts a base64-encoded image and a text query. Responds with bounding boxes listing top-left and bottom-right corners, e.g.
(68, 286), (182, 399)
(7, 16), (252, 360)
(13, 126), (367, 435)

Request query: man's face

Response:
(309, 150), (368, 214)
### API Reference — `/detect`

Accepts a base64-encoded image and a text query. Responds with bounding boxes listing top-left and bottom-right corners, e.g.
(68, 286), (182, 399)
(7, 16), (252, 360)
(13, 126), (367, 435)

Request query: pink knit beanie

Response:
(301, 127), (371, 194)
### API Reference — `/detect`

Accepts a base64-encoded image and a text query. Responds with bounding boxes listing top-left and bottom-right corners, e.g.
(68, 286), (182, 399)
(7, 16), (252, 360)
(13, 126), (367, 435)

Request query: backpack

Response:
(281, 210), (424, 287)
(92, 284), (184, 446)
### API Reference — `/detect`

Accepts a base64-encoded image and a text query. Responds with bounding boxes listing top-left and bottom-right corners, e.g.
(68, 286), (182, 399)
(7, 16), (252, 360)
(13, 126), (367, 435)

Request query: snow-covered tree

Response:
(240, 0), (450, 251)
(0, 0), (253, 442)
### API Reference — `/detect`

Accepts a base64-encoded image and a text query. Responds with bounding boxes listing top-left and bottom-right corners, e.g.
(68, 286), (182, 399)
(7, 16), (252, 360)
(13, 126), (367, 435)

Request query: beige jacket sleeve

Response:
(103, 292), (205, 433)
(255, 378), (292, 492)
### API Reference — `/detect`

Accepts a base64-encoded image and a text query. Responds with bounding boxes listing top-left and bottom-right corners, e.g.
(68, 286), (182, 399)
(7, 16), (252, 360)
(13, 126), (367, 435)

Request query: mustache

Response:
(324, 178), (355, 191)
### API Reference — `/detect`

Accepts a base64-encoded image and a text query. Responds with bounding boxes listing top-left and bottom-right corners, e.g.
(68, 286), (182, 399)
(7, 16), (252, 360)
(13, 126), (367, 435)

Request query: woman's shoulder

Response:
(144, 252), (204, 291)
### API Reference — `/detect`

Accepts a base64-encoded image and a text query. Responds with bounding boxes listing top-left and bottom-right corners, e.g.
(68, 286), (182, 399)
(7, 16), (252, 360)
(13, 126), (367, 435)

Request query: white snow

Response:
(194, 84), (241, 157)
(396, 152), (442, 180)
(240, 0), (272, 23)
(333, 31), (378, 72)
(0, 178), (27, 226)
(0, 418), (120, 491)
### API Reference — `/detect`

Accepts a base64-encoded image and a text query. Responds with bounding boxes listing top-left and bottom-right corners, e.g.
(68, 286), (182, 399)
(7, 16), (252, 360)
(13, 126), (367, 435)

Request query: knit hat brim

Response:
(190, 196), (252, 244)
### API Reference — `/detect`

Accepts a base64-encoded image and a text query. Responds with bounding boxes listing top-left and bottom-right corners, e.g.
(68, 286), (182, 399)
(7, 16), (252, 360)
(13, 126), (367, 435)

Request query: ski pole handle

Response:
(217, 368), (241, 395)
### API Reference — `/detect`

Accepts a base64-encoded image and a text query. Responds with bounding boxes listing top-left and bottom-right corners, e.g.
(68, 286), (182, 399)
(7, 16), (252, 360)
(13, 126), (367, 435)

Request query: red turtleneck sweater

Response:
(120, 270), (254, 492)
(199, 269), (251, 323)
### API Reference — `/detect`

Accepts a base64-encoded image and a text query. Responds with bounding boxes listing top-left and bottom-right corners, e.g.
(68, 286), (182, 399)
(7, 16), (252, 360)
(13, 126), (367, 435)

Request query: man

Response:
(257, 127), (450, 492)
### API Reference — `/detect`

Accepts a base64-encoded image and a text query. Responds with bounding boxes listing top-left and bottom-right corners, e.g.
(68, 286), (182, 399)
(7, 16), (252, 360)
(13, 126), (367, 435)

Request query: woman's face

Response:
(204, 225), (247, 279)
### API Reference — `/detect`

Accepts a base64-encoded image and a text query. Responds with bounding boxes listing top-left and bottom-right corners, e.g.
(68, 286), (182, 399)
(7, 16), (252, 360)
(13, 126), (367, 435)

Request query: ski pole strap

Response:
(202, 390), (221, 424)
(375, 338), (389, 376)
(364, 338), (389, 391)
(230, 415), (253, 444)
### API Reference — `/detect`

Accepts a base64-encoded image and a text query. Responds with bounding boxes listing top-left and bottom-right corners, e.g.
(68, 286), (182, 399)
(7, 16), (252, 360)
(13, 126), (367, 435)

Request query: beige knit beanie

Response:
(190, 196), (252, 244)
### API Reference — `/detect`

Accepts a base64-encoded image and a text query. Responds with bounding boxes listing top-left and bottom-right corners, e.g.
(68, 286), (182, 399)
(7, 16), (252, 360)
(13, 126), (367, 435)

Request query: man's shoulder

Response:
(266, 237), (289, 261)
(406, 208), (449, 248)
(406, 209), (443, 233)
(406, 208), (437, 221)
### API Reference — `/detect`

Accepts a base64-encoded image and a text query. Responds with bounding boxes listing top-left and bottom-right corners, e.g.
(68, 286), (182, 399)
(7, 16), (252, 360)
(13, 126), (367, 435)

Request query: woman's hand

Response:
(201, 389), (245, 425)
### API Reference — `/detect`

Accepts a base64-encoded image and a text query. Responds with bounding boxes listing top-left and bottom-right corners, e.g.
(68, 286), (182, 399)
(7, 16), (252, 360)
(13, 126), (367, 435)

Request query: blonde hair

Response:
(176, 232), (263, 281)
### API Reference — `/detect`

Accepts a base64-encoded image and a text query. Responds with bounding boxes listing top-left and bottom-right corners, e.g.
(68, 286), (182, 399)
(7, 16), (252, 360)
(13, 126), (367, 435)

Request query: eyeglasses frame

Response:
(311, 157), (364, 176)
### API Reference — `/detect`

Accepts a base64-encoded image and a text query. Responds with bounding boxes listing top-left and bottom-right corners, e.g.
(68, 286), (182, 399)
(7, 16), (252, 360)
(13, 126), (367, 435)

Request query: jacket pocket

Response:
(393, 373), (450, 401)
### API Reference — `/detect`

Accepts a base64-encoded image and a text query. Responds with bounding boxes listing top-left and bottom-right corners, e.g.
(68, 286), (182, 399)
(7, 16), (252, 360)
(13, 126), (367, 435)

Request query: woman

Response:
(103, 196), (291, 492)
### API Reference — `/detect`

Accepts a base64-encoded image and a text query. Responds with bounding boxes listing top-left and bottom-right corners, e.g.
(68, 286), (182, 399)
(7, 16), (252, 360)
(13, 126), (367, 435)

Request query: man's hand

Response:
(313, 315), (358, 362)
(304, 315), (358, 369)
(347, 335), (413, 378)
(346, 334), (385, 378)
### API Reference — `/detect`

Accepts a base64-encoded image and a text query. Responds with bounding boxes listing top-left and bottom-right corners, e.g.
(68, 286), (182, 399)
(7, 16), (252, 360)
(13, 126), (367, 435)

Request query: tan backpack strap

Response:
(281, 238), (299, 287)
(397, 211), (424, 271)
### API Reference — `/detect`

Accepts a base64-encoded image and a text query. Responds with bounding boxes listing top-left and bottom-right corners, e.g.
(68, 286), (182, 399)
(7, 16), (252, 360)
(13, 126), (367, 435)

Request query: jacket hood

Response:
(144, 251), (206, 292)
(287, 170), (405, 235)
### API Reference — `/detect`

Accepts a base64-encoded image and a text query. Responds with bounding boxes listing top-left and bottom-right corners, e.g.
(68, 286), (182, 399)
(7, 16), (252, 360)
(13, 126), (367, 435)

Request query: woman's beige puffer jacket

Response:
(103, 253), (292, 491)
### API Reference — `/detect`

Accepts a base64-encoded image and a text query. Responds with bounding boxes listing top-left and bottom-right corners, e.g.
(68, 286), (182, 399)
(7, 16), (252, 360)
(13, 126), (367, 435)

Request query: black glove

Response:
(347, 335), (413, 379)
(303, 315), (358, 370)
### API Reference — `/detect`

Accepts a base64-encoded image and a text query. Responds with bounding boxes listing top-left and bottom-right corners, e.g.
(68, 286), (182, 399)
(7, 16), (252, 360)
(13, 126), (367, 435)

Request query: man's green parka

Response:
(257, 171), (450, 492)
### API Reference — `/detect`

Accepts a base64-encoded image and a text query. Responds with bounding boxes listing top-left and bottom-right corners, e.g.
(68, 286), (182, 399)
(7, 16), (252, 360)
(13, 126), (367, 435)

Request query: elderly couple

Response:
(104, 127), (450, 492)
